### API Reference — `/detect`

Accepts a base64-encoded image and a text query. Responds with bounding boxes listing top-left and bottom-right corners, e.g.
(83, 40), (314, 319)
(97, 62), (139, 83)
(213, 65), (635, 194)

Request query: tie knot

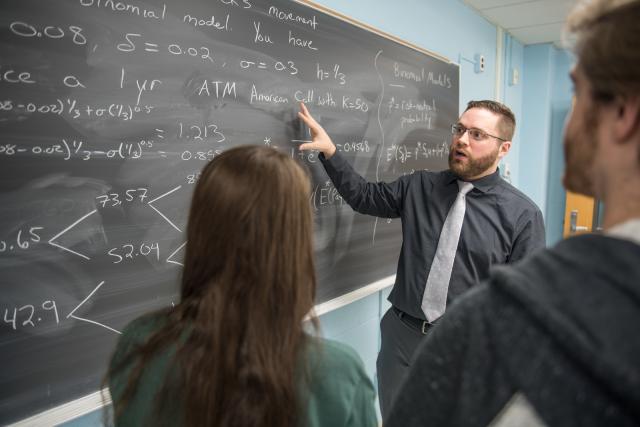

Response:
(457, 180), (474, 195)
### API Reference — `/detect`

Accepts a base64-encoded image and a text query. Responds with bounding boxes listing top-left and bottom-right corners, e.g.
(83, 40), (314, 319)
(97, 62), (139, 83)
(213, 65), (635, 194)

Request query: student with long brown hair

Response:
(106, 145), (377, 427)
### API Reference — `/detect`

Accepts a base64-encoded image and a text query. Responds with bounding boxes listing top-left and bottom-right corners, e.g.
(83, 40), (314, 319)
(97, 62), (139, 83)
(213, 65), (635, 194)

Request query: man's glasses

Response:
(451, 124), (507, 142)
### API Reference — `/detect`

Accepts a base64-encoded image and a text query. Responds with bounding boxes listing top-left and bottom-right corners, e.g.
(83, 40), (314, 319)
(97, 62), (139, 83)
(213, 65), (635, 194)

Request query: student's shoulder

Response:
(113, 312), (167, 361)
(306, 338), (370, 383)
(303, 338), (377, 426)
(121, 311), (165, 340)
(313, 338), (364, 368)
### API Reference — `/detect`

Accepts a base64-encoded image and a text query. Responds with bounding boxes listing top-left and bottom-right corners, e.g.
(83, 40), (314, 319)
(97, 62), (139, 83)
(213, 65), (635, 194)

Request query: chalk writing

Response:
(342, 95), (369, 112)
(186, 172), (201, 184)
(288, 30), (317, 51)
(250, 84), (289, 104)
(10, 21), (86, 45)
(184, 13), (230, 30)
(3, 301), (59, 331)
(79, 0), (167, 21)
(96, 189), (149, 208)
(176, 122), (225, 142)
(107, 242), (160, 264)
(310, 181), (345, 211)
(117, 33), (215, 63)
(386, 141), (449, 163)
(179, 149), (222, 161)
(239, 58), (298, 75)
(1, 98), (154, 121)
(220, 0), (252, 9)
(268, 6), (317, 30)
(253, 21), (272, 44)
(393, 62), (453, 88)
(0, 67), (35, 84)
(316, 63), (345, 85)
(196, 80), (237, 98)
(335, 140), (371, 153)
(0, 227), (44, 252)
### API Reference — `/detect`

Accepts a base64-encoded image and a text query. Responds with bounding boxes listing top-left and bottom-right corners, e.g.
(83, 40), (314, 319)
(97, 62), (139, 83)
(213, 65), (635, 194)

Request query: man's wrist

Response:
(325, 145), (336, 159)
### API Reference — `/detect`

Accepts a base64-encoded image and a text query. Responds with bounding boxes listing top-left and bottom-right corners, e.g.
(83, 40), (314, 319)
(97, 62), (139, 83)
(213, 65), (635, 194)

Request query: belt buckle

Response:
(421, 321), (430, 335)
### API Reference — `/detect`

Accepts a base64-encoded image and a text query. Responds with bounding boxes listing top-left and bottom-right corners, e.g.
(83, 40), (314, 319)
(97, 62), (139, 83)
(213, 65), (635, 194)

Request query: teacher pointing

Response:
(298, 100), (545, 418)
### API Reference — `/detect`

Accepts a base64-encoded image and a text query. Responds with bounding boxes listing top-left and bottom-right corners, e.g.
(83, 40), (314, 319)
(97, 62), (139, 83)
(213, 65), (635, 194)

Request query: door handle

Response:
(569, 210), (589, 234)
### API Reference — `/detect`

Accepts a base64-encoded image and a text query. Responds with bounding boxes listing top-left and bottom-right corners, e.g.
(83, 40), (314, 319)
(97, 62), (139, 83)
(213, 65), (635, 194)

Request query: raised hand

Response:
(297, 102), (337, 159)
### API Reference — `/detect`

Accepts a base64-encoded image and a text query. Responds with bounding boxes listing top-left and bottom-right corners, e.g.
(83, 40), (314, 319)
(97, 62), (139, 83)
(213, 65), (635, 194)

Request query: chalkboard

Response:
(0, 0), (458, 423)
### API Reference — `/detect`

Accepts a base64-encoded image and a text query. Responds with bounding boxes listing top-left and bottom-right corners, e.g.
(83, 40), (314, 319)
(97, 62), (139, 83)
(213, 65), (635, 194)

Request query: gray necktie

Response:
(421, 180), (474, 322)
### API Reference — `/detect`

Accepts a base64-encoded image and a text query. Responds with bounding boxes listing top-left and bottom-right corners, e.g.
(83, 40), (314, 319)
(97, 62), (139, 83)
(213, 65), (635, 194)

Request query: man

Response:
(298, 99), (545, 417)
(385, 1), (640, 426)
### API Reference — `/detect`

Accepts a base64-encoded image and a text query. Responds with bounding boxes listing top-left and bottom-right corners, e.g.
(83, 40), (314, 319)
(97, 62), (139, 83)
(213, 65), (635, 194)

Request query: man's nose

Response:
(456, 131), (471, 146)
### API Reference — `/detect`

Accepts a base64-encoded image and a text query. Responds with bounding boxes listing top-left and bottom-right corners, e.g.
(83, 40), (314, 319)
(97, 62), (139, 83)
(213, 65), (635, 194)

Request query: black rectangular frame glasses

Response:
(451, 123), (507, 142)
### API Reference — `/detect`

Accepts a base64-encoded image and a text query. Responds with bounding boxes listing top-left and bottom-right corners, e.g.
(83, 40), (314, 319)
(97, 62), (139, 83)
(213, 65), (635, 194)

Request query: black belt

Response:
(393, 307), (434, 335)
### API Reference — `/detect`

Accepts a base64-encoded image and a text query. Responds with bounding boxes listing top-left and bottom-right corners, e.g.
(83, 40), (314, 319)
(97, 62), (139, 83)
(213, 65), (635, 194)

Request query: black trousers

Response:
(376, 307), (432, 419)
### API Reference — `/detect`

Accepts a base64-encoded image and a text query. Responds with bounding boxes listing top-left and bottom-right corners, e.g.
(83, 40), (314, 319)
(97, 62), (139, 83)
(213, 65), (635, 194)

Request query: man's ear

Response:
(498, 140), (512, 159)
(614, 96), (640, 143)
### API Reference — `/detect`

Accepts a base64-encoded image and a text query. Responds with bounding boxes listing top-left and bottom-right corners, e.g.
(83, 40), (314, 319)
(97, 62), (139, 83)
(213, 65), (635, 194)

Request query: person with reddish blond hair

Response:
(386, 1), (640, 426)
(299, 97), (545, 417)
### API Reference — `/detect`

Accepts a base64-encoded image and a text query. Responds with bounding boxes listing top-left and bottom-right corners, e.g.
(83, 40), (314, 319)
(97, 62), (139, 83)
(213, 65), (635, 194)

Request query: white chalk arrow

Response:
(166, 241), (186, 266)
(66, 281), (121, 334)
(148, 186), (182, 232)
(48, 209), (98, 260)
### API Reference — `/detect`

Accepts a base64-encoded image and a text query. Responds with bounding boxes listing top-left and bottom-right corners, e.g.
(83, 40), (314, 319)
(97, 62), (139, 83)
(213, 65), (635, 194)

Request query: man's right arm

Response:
(298, 103), (407, 217)
(320, 150), (406, 217)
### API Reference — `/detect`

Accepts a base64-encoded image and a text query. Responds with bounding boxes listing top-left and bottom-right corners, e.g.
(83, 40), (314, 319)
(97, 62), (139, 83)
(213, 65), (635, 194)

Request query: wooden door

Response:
(563, 191), (595, 237)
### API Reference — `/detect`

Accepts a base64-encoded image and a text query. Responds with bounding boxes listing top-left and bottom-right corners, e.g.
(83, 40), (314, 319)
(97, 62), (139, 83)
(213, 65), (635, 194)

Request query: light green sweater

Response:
(108, 314), (378, 427)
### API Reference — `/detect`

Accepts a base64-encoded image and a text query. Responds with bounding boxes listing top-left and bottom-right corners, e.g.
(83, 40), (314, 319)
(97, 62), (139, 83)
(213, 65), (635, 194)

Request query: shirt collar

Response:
(445, 168), (502, 193)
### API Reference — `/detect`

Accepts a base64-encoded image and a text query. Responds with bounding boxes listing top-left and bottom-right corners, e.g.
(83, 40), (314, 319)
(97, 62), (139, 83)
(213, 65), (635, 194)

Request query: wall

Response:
(546, 49), (574, 245)
(520, 44), (555, 216)
(501, 33), (525, 187)
(52, 1), (567, 426)
(520, 44), (574, 245)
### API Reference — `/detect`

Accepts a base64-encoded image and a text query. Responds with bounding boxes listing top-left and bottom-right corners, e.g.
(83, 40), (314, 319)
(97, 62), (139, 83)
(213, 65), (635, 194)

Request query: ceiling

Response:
(462, 0), (577, 46)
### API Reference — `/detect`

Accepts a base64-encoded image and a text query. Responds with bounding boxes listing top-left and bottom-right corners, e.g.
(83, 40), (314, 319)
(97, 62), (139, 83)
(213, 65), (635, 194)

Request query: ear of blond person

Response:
(298, 102), (337, 159)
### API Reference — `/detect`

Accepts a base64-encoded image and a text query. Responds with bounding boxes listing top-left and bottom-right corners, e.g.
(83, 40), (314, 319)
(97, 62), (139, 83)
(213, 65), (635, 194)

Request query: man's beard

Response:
(563, 105), (598, 196)
(448, 144), (500, 180)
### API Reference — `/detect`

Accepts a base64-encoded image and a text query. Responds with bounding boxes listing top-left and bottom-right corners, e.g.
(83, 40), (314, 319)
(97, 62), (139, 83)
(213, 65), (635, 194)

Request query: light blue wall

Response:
(546, 49), (574, 245)
(502, 33), (525, 187)
(520, 44), (555, 216)
(520, 44), (574, 245)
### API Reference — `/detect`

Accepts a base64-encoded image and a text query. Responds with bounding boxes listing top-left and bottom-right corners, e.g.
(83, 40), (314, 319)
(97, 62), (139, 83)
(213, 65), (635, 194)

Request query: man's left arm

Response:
(509, 209), (546, 263)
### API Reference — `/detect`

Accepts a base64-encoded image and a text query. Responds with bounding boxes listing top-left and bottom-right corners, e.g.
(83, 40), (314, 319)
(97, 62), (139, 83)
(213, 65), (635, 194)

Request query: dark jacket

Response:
(386, 234), (640, 427)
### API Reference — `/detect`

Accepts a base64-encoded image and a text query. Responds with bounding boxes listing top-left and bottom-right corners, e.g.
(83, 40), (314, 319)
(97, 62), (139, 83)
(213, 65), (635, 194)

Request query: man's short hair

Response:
(464, 100), (516, 141)
(565, 0), (640, 103)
